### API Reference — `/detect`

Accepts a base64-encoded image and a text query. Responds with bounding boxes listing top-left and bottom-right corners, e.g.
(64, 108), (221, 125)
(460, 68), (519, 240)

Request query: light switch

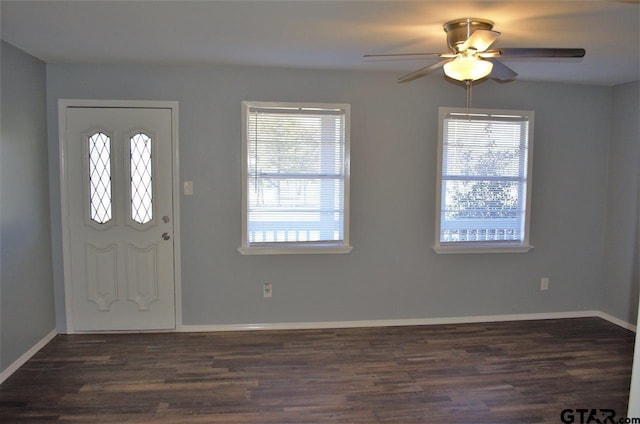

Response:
(184, 181), (194, 195)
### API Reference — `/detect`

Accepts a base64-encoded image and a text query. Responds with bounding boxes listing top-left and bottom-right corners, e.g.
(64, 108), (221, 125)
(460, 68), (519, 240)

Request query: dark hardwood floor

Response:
(0, 318), (635, 423)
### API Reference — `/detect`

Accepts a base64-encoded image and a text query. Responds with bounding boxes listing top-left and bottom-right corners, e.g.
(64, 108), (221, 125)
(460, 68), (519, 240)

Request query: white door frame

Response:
(58, 99), (182, 333)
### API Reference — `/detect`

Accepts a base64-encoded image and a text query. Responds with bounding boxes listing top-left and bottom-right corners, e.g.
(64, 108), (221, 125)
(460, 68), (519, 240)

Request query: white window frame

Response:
(238, 101), (352, 255)
(434, 107), (535, 254)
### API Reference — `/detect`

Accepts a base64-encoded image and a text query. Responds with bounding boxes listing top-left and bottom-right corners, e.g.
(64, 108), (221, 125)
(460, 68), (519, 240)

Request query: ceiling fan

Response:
(365, 18), (586, 84)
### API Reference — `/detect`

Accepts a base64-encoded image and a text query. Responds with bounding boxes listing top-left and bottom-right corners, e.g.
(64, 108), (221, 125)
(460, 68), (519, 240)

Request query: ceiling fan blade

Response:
(460, 29), (501, 52)
(487, 59), (518, 81)
(363, 52), (443, 62)
(397, 60), (448, 83)
(479, 50), (501, 58)
(497, 48), (586, 58)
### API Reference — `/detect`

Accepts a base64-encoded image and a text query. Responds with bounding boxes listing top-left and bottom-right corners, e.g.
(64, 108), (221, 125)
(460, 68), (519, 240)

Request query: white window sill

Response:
(238, 245), (353, 255)
(433, 244), (534, 254)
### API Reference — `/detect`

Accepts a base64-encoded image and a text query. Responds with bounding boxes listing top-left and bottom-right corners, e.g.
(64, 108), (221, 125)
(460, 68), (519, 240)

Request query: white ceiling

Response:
(1, 1), (639, 86)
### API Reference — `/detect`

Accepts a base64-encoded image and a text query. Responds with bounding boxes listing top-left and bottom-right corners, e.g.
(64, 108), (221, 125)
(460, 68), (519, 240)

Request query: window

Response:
(239, 101), (351, 254)
(435, 107), (534, 254)
(130, 132), (153, 225)
(88, 131), (113, 224)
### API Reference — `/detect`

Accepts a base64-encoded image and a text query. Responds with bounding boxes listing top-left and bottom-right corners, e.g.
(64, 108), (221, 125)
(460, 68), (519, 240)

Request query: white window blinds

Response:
(244, 103), (350, 250)
(438, 109), (534, 249)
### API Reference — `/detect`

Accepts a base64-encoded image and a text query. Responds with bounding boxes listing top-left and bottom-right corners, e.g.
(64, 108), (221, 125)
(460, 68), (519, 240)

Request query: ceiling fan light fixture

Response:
(443, 55), (493, 81)
(373, 17), (585, 84)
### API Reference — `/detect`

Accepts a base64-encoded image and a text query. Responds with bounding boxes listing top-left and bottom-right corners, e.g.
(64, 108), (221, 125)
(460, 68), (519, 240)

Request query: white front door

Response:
(63, 106), (176, 331)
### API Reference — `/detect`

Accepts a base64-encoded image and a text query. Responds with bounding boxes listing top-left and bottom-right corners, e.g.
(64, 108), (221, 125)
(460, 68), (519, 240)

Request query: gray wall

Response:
(1, 42), (55, 371)
(602, 81), (640, 324)
(46, 63), (613, 330)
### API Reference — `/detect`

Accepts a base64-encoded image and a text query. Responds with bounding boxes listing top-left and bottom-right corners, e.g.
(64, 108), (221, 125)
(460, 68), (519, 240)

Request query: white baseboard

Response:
(0, 329), (57, 385)
(180, 310), (619, 333)
(596, 311), (637, 332)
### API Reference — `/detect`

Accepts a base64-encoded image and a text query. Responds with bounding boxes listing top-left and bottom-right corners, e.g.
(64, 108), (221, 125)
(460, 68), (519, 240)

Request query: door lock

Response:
(162, 216), (170, 223)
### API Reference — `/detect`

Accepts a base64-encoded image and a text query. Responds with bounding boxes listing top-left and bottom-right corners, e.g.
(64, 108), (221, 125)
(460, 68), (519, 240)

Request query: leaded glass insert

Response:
(130, 133), (153, 224)
(88, 132), (112, 224)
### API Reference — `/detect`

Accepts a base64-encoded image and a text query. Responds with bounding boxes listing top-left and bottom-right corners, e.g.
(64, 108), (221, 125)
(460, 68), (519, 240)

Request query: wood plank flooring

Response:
(0, 318), (635, 423)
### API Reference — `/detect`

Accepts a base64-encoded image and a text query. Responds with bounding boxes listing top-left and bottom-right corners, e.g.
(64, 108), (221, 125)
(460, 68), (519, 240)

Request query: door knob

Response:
(162, 232), (171, 240)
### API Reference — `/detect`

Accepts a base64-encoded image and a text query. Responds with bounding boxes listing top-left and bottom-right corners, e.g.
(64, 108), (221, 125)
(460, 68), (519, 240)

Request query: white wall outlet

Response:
(540, 277), (550, 291)
(263, 282), (272, 298)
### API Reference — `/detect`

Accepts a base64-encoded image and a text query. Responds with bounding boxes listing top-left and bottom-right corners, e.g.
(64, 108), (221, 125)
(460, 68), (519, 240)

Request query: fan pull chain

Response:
(465, 80), (472, 115)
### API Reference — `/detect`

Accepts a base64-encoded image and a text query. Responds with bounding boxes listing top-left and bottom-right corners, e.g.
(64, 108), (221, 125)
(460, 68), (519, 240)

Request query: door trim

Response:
(58, 99), (182, 334)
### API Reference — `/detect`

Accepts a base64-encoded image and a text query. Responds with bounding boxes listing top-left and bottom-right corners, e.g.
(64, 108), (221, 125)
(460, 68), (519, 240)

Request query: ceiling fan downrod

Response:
(443, 18), (495, 52)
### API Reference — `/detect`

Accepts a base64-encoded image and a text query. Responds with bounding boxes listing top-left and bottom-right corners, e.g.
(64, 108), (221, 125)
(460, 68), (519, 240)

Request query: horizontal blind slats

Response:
(247, 105), (346, 245)
(440, 112), (530, 244)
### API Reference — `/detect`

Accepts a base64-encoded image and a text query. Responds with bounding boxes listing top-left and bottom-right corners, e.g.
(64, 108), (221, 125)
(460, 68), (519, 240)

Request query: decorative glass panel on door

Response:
(88, 132), (113, 224)
(130, 133), (153, 224)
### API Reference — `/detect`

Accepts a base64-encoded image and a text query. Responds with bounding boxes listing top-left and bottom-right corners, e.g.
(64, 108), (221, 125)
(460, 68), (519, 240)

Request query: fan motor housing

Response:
(444, 18), (494, 52)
